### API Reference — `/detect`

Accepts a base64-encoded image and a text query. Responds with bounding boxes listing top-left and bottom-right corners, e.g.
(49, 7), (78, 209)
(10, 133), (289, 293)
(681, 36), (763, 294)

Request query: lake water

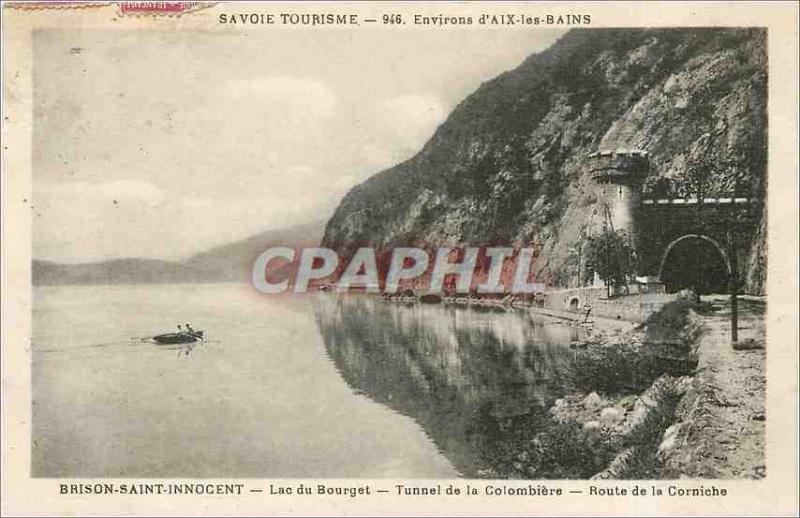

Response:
(32, 283), (585, 478)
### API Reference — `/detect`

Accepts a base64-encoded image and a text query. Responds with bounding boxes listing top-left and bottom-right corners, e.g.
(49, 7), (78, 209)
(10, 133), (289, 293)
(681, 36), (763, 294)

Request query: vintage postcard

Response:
(1, 1), (798, 516)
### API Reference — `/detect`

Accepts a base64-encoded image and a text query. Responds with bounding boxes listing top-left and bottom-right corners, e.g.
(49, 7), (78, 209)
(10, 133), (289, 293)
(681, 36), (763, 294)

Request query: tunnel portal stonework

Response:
(586, 149), (762, 291)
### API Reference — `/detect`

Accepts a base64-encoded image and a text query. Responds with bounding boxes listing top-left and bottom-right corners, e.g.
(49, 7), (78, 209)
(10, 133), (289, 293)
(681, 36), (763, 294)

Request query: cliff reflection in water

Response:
(313, 295), (587, 478)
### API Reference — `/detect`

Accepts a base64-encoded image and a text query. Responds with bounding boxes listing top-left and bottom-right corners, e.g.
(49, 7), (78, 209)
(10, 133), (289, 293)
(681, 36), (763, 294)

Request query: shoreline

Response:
(379, 293), (765, 480)
(379, 292), (640, 334)
(533, 297), (765, 479)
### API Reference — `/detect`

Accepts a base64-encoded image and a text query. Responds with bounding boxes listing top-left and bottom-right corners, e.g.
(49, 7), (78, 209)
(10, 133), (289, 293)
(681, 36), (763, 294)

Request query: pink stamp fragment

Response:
(118, 1), (210, 16)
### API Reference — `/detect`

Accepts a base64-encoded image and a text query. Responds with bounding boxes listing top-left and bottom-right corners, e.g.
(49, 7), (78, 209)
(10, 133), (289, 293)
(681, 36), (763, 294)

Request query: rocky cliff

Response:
(322, 28), (767, 294)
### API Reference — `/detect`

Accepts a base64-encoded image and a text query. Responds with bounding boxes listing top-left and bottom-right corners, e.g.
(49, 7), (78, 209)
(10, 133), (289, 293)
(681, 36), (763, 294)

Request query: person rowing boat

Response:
(151, 324), (204, 344)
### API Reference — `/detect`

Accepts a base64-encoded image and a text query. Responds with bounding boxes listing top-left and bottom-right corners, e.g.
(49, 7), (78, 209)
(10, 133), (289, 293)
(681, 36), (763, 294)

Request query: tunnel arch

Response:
(657, 234), (731, 291)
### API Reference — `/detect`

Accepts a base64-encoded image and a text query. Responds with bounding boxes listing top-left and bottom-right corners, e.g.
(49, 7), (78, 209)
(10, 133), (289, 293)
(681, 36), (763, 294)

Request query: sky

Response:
(33, 27), (565, 263)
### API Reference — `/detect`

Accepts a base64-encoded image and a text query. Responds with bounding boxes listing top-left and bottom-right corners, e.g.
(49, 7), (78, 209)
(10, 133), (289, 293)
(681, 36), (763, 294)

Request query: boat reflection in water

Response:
(313, 294), (587, 478)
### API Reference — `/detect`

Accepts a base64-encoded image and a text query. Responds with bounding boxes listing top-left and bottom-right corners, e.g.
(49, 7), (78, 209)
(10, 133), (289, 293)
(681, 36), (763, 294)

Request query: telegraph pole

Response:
(728, 171), (742, 345)
(729, 230), (739, 344)
(692, 160), (708, 304)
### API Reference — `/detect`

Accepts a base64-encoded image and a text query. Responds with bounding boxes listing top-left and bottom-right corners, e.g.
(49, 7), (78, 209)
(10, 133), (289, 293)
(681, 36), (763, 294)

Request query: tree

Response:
(585, 228), (632, 296)
(678, 156), (714, 200)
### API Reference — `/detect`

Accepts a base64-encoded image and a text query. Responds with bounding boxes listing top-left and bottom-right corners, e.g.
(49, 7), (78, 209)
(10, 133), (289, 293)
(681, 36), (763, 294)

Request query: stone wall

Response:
(540, 286), (676, 323)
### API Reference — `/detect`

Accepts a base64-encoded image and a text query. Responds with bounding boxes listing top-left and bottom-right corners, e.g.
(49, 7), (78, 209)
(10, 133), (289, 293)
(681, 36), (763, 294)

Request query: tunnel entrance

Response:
(659, 235), (730, 295)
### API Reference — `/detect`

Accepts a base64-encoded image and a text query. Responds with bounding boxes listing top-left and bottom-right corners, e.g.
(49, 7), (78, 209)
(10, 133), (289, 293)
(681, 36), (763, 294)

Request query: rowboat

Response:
(151, 331), (204, 344)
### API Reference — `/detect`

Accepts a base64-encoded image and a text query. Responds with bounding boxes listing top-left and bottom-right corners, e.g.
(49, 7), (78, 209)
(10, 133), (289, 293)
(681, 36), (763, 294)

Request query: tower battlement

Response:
(588, 149), (650, 184)
(587, 148), (650, 241)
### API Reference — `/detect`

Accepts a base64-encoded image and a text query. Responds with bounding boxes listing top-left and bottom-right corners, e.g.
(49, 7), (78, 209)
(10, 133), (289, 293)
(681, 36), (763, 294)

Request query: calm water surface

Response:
(32, 283), (584, 477)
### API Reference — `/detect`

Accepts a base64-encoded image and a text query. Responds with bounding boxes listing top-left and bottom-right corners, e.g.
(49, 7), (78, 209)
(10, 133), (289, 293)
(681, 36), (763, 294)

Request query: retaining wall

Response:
(540, 287), (676, 323)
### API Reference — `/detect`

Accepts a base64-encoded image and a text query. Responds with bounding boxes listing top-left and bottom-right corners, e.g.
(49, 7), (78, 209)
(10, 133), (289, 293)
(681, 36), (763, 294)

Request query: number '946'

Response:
(382, 14), (403, 24)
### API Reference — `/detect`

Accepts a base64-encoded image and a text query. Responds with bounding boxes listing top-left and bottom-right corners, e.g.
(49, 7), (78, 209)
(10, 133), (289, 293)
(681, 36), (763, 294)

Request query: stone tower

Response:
(589, 149), (649, 240)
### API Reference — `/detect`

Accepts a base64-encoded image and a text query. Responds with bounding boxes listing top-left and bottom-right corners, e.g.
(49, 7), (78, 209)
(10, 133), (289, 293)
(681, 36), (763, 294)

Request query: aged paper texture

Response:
(2, 1), (798, 516)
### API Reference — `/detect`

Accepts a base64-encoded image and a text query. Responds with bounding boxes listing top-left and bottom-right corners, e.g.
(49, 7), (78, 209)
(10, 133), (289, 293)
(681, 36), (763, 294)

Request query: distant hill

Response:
(32, 221), (325, 286)
(31, 258), (218, 285)
(183, 221), (324, 282)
